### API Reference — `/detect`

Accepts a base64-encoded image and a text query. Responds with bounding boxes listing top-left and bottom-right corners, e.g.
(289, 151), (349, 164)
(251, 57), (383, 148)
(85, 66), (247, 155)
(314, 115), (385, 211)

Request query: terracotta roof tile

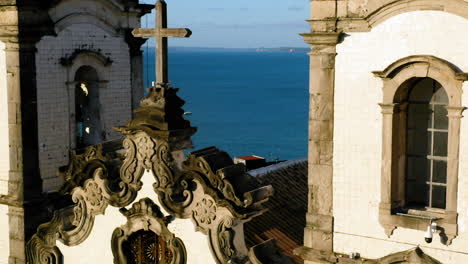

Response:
(245, 159), (307, 264)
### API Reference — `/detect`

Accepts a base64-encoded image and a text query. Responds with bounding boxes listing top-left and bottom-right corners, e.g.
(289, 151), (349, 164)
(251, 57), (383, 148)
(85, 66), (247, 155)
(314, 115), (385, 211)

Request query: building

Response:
(1, 0), (468, 263)
(295, 1), (468, 263)
(0, 1), (291, 263)
(0, 0), (151, 262)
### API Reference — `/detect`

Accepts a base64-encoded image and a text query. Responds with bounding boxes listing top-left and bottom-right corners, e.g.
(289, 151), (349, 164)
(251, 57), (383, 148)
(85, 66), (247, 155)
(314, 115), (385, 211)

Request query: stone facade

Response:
(298, 1), (468, 264)
(0, 40), (8, 196)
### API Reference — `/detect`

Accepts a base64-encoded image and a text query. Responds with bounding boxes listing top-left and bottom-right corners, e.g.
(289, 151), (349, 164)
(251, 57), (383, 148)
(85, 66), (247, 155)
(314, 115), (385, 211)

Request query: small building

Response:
(234, 155), (267, 170)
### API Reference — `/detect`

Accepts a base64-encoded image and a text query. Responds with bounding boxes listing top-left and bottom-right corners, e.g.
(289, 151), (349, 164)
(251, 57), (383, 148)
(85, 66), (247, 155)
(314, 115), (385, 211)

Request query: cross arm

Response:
(132, 28), (192, 38)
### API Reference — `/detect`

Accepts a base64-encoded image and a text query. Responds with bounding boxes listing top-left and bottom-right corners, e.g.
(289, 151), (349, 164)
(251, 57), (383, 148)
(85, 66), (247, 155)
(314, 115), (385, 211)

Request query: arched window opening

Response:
(74, 66), (102, 149)
(375, 55), (466, 242)
(406, 78), (448, 209)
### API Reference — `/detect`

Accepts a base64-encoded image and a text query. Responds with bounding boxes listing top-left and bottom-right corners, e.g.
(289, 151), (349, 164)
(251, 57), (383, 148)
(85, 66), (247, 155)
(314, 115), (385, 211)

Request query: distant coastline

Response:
(144, 46), (309, 53)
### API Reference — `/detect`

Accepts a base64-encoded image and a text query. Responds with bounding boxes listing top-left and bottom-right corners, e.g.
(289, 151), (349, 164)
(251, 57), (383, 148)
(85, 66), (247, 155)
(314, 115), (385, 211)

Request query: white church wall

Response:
(333, 11), (468, 263)
(36, 21), (132, 192)
(57, 170), (216, 264)
(0, 41), (9, 195)
(0, 204), (9, 264)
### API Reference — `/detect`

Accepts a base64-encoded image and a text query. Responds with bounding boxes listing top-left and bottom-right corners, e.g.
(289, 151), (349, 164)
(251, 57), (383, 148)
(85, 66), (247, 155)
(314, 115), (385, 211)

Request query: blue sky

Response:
(140, 0), (310, 48)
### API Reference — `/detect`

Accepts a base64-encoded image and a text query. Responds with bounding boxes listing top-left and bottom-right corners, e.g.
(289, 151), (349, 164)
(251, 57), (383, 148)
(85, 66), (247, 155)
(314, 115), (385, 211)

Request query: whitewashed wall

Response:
(333, 11), (468, 263)
(57, 170), (216, 264)
(36, 22), (132, 192)
(0, 41), (9, 196)
(0, 204), (9, 264)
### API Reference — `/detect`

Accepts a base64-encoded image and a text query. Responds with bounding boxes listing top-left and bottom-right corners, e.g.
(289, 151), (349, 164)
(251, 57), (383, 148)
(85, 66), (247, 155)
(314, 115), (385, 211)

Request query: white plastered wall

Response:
(36, 22), (132, 192)
(333, 11), (468, 263)
(0, 41), (9, 196)
(57, 170), (216, 264)
(0, 204), (9, 264)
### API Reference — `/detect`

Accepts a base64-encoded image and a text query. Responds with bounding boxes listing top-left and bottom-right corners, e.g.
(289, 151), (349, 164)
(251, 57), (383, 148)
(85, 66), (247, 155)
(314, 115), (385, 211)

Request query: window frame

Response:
(373, 55), (468, 245)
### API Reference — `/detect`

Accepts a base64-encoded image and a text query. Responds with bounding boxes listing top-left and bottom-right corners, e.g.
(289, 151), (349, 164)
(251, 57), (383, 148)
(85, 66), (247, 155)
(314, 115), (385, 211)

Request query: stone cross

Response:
(132, 0), (191, 86)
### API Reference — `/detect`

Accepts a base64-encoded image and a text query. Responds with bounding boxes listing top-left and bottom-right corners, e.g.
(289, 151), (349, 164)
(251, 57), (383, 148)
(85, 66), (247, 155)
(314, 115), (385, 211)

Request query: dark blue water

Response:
(143, 48), (309, 160)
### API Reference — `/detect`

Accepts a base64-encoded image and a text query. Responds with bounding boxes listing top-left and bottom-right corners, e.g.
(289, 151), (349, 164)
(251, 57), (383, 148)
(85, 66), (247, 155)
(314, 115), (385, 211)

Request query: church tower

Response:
(297, 1), (468, 263)
(0, 0), (151, 262)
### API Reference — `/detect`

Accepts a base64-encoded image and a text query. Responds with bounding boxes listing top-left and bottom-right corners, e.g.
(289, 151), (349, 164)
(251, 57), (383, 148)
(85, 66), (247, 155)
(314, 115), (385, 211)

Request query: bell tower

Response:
(0, 0), (152, 262)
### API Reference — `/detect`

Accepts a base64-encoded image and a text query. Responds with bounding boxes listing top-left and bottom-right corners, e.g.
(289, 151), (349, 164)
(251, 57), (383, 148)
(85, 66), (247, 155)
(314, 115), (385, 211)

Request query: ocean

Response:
(143, 48), (309, 161)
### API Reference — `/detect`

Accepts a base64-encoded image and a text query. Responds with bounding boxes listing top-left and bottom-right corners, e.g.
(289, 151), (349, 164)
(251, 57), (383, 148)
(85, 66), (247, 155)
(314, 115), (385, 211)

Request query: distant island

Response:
(254, 47), (310, 53)
(146, 46), (310, 53)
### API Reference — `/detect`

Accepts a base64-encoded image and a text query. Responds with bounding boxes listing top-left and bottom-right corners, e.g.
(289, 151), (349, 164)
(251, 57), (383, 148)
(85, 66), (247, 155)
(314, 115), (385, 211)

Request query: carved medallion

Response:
(112, 198), (187, 264)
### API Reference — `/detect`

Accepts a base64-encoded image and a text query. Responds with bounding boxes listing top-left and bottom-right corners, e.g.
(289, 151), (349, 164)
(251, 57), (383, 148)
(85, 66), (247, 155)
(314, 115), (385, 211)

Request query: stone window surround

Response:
(373, 55), (468, 244)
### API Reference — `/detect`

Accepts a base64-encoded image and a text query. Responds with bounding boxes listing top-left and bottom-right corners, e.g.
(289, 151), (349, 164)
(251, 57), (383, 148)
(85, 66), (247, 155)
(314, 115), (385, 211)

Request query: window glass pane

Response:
(433, 132), (448, 157)
(432, 84), (449, 104)
(431, 185), (446, 209)
(407, 157), (429, 181)
(433, 160), (447, 183)
(407, 182), (429, 207)
(406, 78), (448, 210)
(407, 129), (430, 156)
(407, 104), (431, 129)
(433, 105), (448, 130)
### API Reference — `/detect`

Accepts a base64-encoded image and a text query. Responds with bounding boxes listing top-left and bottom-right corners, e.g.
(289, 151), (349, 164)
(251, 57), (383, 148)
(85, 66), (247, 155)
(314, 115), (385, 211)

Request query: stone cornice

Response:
(0, 1), (55, 42)
(308, 0), (468, 33)
(300, 32), (341, 46)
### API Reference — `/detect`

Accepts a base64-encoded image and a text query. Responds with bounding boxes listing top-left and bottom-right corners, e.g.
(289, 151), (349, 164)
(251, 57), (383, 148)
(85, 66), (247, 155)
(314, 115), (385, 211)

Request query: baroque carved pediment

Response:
(27, 83), (281, 264)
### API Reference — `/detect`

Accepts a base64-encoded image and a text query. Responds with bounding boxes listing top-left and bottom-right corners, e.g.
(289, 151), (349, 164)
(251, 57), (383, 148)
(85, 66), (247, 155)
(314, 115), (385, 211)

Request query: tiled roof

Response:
(245, 158), (307, 263)
(236, 155), (265, 160)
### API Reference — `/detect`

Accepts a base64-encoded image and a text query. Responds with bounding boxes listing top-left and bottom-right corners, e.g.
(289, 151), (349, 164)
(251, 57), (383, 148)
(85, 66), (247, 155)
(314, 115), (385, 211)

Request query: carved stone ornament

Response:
(111, 198), (187, 264)
(26, 80), (279, 264)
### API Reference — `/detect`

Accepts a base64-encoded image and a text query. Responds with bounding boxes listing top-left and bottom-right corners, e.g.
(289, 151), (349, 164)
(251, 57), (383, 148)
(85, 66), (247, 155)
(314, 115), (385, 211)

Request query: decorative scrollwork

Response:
(135, 134), (156, 168)
(120, 137), (141, 184)
(58, 143), (114, 195)
(218, 216), (235, 258)
(193, 196), (217, 229)
(112, 198), (187, 264)
(152, 141), (174, 190)
(26, 213), (64, 264)
(27, 83), (277, 264)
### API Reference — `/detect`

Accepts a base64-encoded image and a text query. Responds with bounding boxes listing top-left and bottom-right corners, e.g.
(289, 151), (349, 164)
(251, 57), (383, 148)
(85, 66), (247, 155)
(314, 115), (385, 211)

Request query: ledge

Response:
(300, 32), (342, 46)
(0, 195), (21, 207)
(379, 205), (457, 245)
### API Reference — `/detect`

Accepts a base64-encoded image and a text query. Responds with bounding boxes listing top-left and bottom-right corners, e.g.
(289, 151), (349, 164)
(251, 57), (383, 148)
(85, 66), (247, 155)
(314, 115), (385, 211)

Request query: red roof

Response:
(236, 155), (264, 160)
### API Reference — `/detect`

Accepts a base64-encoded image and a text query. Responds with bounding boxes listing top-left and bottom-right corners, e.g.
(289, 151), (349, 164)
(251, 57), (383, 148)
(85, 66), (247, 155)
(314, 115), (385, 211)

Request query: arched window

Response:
(74, 66), (102, 148)
(373, 55), (468, 244)
(406, 78), (448, 209)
